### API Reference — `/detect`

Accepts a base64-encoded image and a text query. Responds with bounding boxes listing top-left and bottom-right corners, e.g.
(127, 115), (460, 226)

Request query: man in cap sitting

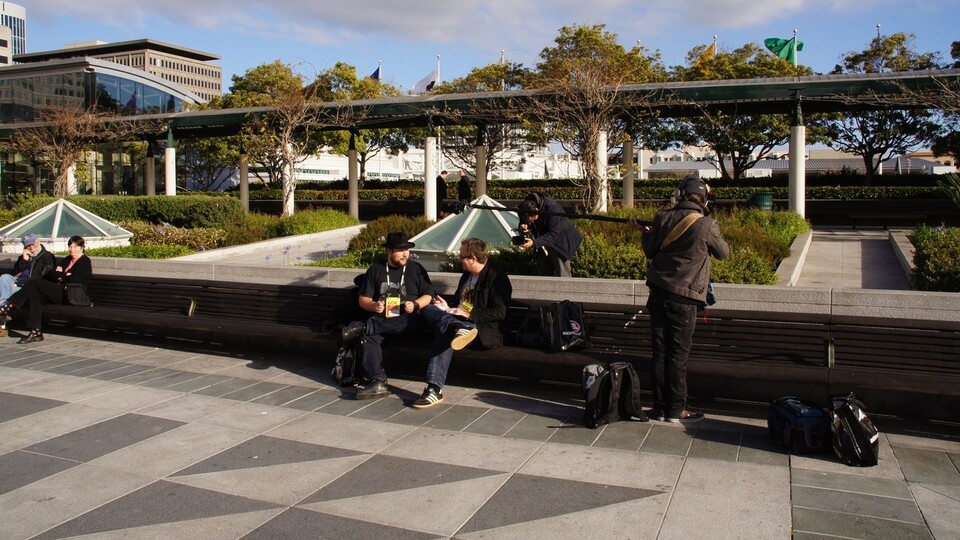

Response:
(341, 231), (478, 403)
(0, 233), (56, 337)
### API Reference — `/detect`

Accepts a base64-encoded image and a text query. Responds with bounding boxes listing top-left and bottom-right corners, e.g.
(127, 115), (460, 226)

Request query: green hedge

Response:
(13, 195), (246, 228)
(910, 225), (960, 292)
(119, 221), (227, 251)
(317, 209), (806, 285)
(86, 244), (194, 259)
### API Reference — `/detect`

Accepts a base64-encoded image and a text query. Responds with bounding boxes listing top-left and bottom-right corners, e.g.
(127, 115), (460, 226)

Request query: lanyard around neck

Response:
(386, 264), (406, 291)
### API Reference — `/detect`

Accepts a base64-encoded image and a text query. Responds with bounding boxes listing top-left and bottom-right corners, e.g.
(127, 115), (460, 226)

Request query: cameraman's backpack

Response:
(767, 396), (831, 454)
(829, 392), (880, 467)
(582, 362), (648, 428)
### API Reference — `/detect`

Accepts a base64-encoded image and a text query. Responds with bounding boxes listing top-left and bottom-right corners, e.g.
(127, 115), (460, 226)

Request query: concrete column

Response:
(622, 138), (634, 208)
(66, 163), (77, 195)
(239, 152), (249, 213)
(164, 147), (176, 196)
(475, 126), (487, 197)
(145, 157), (156, 196)
(596, 131), (608, 213)
(789, 125), (806, 217)
(101, 150), (114, 194)
(348, 133), (359, 219)
(637, 147), (645, 180)
(424, 135), (437, 220)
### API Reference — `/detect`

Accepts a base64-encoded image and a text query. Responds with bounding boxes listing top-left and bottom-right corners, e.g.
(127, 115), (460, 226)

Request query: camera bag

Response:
(767, 396), (831, 454)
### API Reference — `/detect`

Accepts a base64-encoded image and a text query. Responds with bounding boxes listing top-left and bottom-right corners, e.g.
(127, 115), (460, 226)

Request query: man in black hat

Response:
(516, 192), (583, 277)
(630, 176), (729, 424)
(341, 231), (478, 401)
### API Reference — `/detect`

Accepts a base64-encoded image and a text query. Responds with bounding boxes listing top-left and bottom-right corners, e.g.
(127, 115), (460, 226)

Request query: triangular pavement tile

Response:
(243, 507), (438, 539)
(302, 454), (502, 502)
(31, 481), (281, 540)
(457, 473), (664, 534)
(456, 493), (670, 538)
(173, 435), (365, 475)
(168, 455), (371, 506)
(46, 509), (284, 540)
(300, 473), (511, 537)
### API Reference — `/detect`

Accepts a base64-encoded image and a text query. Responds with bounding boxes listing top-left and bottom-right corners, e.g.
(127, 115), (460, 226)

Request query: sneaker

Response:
(666, 410), (704, 424)
(646, 408), (666, 422)
(341, 321), (365, 343)
(412, 386), (444, 409)
(450, 324), (478, 351)
(0, 302), (10, 316)
(17, 330), (43, 345)
(0, 327), (7, 338)
(355, 379), (389, 400)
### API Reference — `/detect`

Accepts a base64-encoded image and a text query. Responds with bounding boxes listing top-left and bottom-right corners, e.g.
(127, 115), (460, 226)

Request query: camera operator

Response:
(630, 176), (729, 424)
(515, 192), (583, 278)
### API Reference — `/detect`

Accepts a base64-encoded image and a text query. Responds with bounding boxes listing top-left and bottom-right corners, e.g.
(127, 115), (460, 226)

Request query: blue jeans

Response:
(420, 305), (475, 389)
(0, 274), (20, 304)
(646, 289), (698, 418)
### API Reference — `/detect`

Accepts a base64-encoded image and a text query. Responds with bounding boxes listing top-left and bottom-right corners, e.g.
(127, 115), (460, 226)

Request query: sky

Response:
(18, 0), (960, 92)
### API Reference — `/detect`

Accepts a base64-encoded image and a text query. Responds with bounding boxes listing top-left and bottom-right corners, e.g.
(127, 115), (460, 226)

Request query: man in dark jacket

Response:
(435, 170), (449, 217)
(456, 168), (471, 204)
(633, 176), (729, 424)
(422, 238), (512, 407)
(0, 233), (56, 337)
(516, 192), (583, 277)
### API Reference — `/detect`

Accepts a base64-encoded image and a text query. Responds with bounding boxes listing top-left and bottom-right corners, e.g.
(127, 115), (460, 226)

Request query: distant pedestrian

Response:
(435, 170), (449, 218)
(457, 168), (471, 203)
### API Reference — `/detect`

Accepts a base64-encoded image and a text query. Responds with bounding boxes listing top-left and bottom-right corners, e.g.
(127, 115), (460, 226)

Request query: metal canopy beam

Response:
(1, 69), (957, 141)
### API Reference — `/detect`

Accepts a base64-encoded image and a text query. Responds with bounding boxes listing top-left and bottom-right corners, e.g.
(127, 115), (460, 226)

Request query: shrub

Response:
(12, 195), (245, 228)
(223, 212), (280, 246)
(711, 248), (779, 285)
(86, 243), (194, 259)
(268, 209), (359, 237)
(910, 225), (960, 292)
(303, 247), (382, 269)
(347, 215), (433, 251)
(572, 238), (646, 280)
(119, 221), (226, 251)
(0, 208), (14, 227)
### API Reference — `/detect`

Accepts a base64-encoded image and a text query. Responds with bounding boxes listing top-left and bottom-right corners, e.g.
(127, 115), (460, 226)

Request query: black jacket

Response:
(451, 263), (512, 349)
(12, 245), (56, 284)
(529, 196), (583, 261)
(643, 201), (730, 302)
(51, 254), (93, 288)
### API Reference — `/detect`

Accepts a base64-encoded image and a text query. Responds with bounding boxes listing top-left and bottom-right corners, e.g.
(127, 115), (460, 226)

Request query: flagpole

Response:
(379, 60), (382, 80)
(792, 29), (798, 68)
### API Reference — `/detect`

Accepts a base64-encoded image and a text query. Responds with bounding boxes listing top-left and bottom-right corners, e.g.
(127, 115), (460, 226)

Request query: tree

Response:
(527, 24), (665, 212)
(4, 106), (163, 196)
(433, 62), (533, 175)
(177, 97), (241, 191)
(223, 61), (327, 216)
(930, 41), (960, 164)
(827, 33), (941, 183)
(310, 62), (412, 183)
(661, 42), (822, 180)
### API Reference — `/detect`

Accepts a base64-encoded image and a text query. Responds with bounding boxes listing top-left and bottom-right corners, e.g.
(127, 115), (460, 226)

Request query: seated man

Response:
(0, 233), (56, 337)
(342, 231), (478, 403)
(418, 238), (512, 407)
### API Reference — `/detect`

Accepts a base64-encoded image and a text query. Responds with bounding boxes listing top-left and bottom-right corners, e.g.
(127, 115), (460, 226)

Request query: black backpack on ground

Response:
(829, 392), (880, 467)
(767, 396), (831, 454)
(332, 337), (363, 387)
(582, 362), (648, 428)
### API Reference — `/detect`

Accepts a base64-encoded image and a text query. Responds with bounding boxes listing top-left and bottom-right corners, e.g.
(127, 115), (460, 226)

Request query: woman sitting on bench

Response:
(1, 235), (92, 344)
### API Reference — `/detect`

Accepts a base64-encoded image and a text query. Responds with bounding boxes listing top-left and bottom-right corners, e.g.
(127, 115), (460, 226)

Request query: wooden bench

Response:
(25, 272), (960, 420)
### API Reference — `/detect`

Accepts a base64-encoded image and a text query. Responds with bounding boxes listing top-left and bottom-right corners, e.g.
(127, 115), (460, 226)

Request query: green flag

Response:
(764, 37), (804, 64)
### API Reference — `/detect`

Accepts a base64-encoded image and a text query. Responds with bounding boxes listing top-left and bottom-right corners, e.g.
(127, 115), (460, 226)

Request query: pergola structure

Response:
(2, 68), (958, 219)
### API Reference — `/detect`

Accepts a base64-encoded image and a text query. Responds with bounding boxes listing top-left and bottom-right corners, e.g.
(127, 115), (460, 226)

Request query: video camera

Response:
(511, 229), (532, 246)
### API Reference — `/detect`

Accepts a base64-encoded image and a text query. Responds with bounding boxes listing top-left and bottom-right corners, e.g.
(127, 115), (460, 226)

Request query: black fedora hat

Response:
(382, 231), (415, 249)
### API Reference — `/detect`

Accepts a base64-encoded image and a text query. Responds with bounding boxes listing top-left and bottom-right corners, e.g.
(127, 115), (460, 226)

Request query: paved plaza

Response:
(2, 226), (958, 538)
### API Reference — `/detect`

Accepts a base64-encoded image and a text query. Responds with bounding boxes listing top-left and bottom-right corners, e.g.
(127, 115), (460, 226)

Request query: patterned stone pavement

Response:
(1, 331), (959, 539)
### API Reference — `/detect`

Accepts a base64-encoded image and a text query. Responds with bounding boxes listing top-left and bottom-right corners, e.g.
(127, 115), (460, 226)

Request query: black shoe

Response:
(355, 379), (389, 400)
(449, 323), (478, 351)
(0, 302), (11, 317)
(646, 408), (666, 422)
(341, 321), (365, 343)
(412, 386), (444, 409)
(17, 330), (43, 344)
(666, 410), (704, 424)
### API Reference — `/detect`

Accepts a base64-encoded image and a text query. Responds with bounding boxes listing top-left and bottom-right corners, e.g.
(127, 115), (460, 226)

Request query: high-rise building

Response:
(0, 2), (25, 58)
(16, 38), (221, 102)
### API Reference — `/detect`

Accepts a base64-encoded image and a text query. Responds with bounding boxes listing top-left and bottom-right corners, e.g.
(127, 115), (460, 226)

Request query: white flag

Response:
(413, 66), (439, 94)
